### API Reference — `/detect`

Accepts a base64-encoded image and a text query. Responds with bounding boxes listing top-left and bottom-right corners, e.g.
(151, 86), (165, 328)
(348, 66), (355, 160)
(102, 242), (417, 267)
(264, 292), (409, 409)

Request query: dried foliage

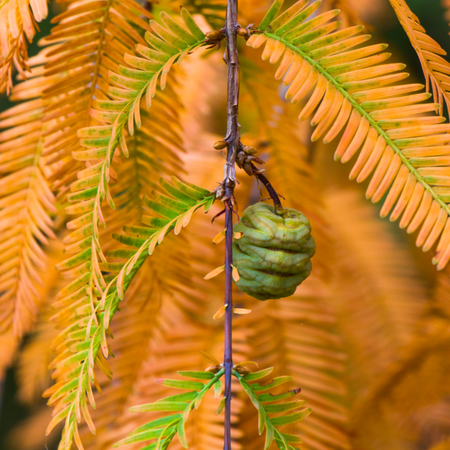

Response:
(327, 188), (428, 395)
(248, 0), (450, 270)
(40, 0), (152, 199)
(388, 0), (450, 115)
(349, 268), (450, 450)
(0, 0), (48, 93)
(1, 1), (450, 450)
(0, 53), (56, 337)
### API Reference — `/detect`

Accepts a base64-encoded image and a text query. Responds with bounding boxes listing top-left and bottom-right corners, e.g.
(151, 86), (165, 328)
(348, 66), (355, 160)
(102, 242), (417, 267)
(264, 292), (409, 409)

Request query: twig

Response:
(251, 163), (284, 213)
(223, 0), (240, 448)
(223, 200), (233, 450)
(223, 0), (240, 199)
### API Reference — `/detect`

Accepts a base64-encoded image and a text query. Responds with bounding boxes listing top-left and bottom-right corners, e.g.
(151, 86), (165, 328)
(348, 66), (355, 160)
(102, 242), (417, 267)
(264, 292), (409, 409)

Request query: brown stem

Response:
(223, 199), (233, 450)
(223, 0), (240, 197)
(251, 163), (284, 212)
(223, 0), (240, 448)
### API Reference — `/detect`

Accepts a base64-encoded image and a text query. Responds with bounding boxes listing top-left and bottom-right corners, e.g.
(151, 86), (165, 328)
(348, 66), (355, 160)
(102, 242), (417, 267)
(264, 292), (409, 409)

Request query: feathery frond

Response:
(346, 266), (450, 449)
(105, 177), (213, 306)
(248, 0), (450, 270)
(235, 283), (351, 450)
(47, 199), (205, 450)
(84, 308), (225, 449)
(15, 246), (65, 405)
(327, 188), (428, 395)
(1, 245), (63, 403)
(0, 0), (47, 93)
(238, 368), (311, 450)
(77, 7), (209, 213)
(114, 369), (225, 449)
(351, 319), (450, 450)
(54, 12), (210, 337)
(74, 246), (200, 449)
(45, 178), (213, 450)
(238, 53), (350, 450)
(43, 8), (205, 438)
(388, 0), (450, 115)
(41, 0), (153, 199)
(0, 54), (57, 337)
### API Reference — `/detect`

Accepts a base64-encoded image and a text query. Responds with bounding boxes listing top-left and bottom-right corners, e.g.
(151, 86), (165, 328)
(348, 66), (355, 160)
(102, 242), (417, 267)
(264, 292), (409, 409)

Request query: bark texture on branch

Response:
(223, 0), (240, 448)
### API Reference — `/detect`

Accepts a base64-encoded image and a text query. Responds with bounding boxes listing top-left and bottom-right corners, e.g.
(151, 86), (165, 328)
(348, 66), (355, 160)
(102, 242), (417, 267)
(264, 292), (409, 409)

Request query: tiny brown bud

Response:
(234, 366), (251, 375)
(237, 27), (248, 37)
(205, 30), (224, 41)
(213, 140), (227, 150)
(243, 145), (257, 155)
(205, 364), (222, 374)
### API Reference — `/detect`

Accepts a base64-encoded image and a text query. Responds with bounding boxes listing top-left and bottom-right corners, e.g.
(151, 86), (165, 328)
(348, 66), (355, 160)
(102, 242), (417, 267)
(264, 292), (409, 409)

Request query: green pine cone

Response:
(233, 202), (315, 301)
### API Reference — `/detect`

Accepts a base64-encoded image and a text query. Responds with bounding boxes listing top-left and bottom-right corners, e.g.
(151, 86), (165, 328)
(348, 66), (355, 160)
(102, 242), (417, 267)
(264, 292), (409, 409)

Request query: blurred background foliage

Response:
(2, 0), (450, 449)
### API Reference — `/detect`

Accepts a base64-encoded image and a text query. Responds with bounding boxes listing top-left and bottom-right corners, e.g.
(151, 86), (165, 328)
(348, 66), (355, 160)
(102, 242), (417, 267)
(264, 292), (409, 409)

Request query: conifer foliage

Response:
(248, 0), (450, 270)
(1, 0), (450, 450)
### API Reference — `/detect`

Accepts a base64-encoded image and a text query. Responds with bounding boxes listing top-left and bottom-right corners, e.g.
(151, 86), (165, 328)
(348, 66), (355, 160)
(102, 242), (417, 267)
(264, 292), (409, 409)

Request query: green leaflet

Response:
(155, 392), (198, 403)
(259, 0), (284, 30)
(275, 0), (321, 36)
(271, 409), (312, 426)
(177, 417), (188, 449)
(258, 390), (299, 403)
(122, 225), (157, 238)
(242, 367), (274, 381)
(77, 8), (209, 222)
(282, 433), (303, 444)
(264, 400), (306, 413)
(264, 420), (275, 450)
(115, 426), (177, 446)
(117, 369), (225, 449)
(129, 403), (189, 413)
(161, 12), (199, 45)
(251, 376), (292, 392)
(141, 216), (171, 228)
(236, 371), (308, 448)
(213, 380), (223, 398)
(177, 370), (216, 380)
(47, 177), (213, 450)
(216, 397), (226, 415)
(269, 0), (309, 31)
(157, 379), (206, 390)
(128, 415), (182, 436)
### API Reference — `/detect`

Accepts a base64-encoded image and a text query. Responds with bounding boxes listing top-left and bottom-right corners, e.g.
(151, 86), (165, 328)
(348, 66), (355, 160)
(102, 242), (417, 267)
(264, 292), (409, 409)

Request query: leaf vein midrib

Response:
(85, 0), (115, 122)
(265, 31), (450, 216)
